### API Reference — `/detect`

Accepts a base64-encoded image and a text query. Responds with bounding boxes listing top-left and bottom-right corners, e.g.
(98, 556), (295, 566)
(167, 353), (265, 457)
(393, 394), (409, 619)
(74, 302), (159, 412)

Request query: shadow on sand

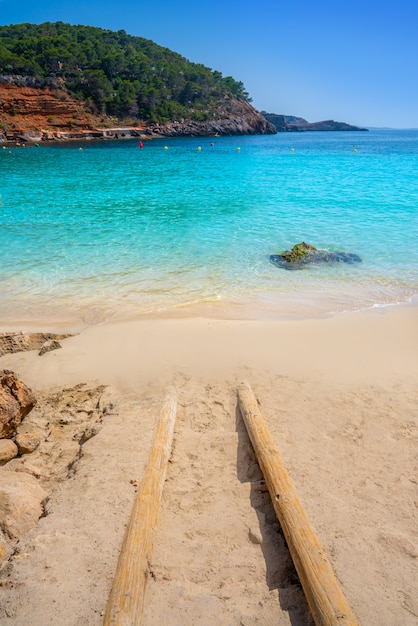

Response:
(235, 403), (314, 626)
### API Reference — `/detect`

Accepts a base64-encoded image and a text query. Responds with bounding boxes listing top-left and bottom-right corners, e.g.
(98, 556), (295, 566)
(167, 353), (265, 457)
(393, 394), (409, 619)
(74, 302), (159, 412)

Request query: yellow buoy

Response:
(237, 147), (241, 151)
(291, 147), (295, 152)
(353, 148), (357, 153)
(197, 146), (201, 151)
(164, 145), (168, 150)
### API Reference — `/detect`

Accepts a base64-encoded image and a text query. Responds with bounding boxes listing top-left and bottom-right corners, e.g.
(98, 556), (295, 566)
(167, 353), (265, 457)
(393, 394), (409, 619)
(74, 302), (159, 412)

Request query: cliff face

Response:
(262, 112), (368, 132)
(0, 81), (107, 138)
(0, 78), (275, 140)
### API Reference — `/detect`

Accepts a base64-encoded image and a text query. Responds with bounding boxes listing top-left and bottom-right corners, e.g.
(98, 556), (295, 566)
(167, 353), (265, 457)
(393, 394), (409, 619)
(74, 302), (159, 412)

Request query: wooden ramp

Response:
(104, 383), (357, 626)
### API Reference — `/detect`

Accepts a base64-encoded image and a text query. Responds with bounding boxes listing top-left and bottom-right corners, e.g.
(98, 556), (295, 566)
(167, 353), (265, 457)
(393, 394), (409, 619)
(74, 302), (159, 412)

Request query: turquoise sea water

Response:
(1, 129), (417, 325)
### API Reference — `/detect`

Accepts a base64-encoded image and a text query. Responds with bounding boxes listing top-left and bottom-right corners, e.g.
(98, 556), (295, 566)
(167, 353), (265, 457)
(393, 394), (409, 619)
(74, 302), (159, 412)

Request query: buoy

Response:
(353, 148), (357, 153)
(291, 147), (295, 152)
(79, 147), (83, 151)
(237, 147), (241, 151)
(197, 146), (201, 151)
(164, 146), (168, 150)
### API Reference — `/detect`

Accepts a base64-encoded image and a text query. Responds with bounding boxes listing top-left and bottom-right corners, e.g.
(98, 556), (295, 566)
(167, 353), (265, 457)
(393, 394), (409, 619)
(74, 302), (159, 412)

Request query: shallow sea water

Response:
(1, 130), (417, 324)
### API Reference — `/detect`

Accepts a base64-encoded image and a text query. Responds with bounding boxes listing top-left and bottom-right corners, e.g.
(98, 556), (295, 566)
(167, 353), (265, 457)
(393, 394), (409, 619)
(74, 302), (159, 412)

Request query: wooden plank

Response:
(237, 382), (358, 626)
(104, 387), (177, 626)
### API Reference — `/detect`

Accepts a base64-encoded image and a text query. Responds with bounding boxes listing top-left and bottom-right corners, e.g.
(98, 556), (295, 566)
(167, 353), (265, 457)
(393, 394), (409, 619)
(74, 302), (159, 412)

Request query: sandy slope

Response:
(0, 305), (417, 625)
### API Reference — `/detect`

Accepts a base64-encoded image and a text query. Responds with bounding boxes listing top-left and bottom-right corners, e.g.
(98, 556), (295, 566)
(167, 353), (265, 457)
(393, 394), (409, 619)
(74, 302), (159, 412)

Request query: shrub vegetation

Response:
(0, 22), (252, 122)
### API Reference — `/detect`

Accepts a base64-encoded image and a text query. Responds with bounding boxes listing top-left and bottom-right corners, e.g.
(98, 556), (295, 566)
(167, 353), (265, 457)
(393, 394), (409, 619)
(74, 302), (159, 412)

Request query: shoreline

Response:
(2, 301), (417, 389)
(0, 293), (416, 337)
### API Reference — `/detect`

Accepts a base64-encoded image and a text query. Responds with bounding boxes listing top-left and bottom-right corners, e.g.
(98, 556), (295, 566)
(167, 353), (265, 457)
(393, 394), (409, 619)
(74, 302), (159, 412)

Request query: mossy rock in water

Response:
(280, 242), (317, 261)
(270, 242), (361, 270)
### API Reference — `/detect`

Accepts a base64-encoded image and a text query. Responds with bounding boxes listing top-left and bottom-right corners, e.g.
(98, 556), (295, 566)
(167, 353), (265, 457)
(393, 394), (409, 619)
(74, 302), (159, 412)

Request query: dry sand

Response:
(0, 304), (417, 625)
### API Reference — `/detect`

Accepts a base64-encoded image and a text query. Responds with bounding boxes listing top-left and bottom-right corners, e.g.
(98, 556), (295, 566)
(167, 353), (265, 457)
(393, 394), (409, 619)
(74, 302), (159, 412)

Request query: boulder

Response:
(15, 432), (41, 455)
(0, 439), (18, 465)
(39, 339), (62, 356)
(0, 370), (37, 438)
(0, 470), (47, 540)
(2, 459), (42, 478)
(270, 242), (362, 270)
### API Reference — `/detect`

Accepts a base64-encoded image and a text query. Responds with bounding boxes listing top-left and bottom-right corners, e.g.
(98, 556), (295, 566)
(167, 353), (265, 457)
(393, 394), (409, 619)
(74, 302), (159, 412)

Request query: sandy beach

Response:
(0, 304), (417, 625)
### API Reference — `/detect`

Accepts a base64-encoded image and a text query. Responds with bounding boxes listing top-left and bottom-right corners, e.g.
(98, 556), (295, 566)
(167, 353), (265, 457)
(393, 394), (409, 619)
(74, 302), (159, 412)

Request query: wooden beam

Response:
(104, 387), (177, 626)
(237, 382), (358, 626)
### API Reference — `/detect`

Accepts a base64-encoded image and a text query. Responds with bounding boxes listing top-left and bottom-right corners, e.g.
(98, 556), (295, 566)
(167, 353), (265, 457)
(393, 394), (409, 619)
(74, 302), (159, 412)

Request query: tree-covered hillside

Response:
(0, 22), (252, 123)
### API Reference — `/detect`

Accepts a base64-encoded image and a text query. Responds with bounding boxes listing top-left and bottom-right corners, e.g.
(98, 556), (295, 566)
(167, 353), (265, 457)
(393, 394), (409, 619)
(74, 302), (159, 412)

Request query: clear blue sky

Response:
(1, 0), (417, 128)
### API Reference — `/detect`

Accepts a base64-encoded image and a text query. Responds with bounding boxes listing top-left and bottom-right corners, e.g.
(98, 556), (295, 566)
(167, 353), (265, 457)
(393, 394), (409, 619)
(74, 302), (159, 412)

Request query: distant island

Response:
(261, 112), (368, 132)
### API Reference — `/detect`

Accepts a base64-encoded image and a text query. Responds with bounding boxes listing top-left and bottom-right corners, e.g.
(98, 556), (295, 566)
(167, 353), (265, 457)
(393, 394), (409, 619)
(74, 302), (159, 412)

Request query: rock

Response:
(0, 370), (37, 438)
(0, 470), (48, 540)
(0, 530), (13, 571)
(0, 439), (18, 465)
(39, 339), (62, 356)
(0, 332), (72, 357)
(278, 241), (318, 261)
(3, 459), (43, 478)
(76, 424), (101, 444)
(15, 432), (41, 455)
(270, 242), (362, 270)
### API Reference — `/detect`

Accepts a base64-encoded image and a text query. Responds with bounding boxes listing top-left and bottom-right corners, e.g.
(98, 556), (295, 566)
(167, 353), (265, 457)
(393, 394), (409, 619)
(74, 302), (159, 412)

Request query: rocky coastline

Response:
(0, 78), (366, 143)
(0, 78), (275, 143)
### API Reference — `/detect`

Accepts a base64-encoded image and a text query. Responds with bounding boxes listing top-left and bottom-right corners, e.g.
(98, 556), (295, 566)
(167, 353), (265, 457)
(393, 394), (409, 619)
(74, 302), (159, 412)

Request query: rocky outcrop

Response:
(0, 81), (105, 139)
(38, 339), (63, 356)
(0, 331), (72, 357)
(1, 81), (79, 118)
(0, 371), (37, 439)
(270, 242), (362, 270)
(148, 101), (276, 137)
(261, 112), (368, 132)
(0, 380), (114, 573)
